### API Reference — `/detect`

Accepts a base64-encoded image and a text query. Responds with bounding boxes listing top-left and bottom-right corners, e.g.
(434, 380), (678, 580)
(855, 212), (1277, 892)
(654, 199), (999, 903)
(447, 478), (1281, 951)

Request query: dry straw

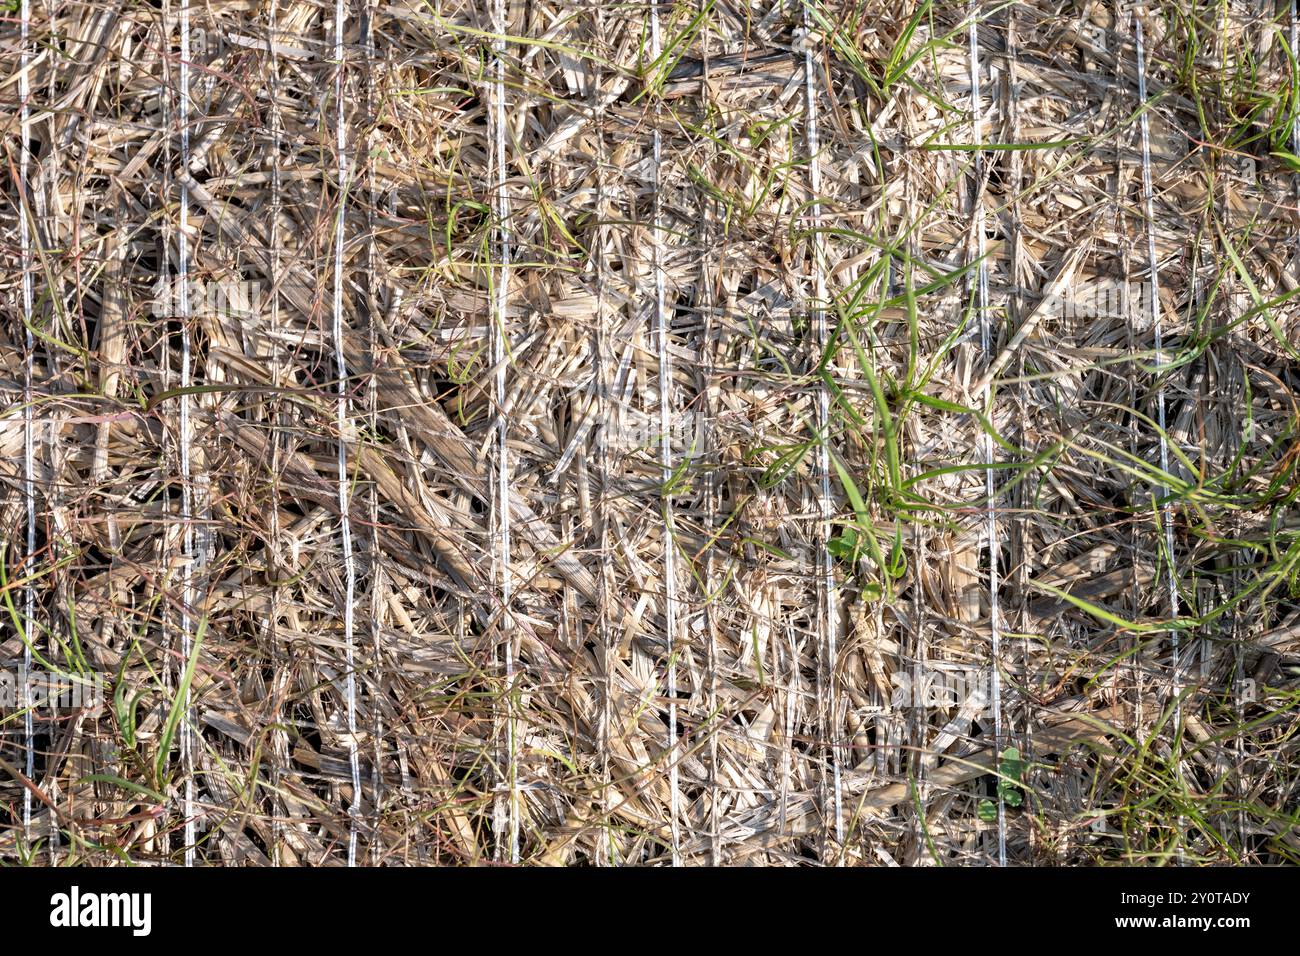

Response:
(1, 0), (1297, 866)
